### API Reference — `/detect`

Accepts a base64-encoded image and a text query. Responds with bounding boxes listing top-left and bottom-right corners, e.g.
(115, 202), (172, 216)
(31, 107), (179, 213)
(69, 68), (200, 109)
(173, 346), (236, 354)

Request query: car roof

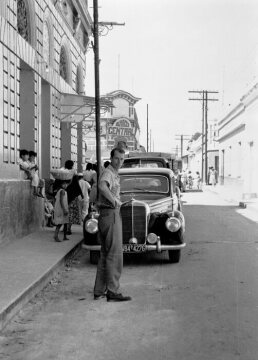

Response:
(119, 167), (174, 177)
(123, 156), (168, 162)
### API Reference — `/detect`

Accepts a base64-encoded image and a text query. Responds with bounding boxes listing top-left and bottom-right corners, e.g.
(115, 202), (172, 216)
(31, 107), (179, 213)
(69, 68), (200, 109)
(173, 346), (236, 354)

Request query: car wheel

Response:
(90, 251), (100, 265)
(168, 250), (181, 263)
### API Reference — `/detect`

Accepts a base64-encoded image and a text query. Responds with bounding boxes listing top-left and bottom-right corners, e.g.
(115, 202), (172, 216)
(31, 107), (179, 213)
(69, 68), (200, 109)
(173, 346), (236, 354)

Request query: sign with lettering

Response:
(108, 118), (134, 138)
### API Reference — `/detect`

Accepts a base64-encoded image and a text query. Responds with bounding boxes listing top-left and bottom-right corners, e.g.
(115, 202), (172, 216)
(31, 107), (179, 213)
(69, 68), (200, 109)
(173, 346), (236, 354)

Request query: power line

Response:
(175, 134), (191, 158)
(188, 90), (219, 184)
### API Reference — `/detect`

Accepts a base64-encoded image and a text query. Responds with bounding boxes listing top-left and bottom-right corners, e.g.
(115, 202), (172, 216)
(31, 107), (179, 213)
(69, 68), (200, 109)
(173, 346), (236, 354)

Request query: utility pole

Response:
(93, 0), (125, 180)
(93, 0), (101, 178)
(147, 104), (149, 152)
(188, 90), (219, 184)
(175, 134), (191, 158)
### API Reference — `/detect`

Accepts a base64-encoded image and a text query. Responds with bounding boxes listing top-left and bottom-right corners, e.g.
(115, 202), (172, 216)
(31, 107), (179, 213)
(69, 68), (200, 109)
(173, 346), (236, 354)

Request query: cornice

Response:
(217, 124), (245, 143)
(240, 82), (258, 108)
(218, 103), (245, 130)
(102, 90), (141, 105)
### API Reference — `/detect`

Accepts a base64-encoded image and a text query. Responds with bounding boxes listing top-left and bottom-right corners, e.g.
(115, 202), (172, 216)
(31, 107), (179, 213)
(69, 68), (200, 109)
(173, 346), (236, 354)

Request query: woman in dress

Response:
(53, 180), (70, 242)
(64, 160), (83, 234)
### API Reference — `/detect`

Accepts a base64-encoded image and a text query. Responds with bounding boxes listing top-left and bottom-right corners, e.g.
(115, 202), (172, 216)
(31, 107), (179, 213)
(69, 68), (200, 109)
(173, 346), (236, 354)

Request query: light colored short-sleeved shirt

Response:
(79, 179), (91, 201)
(98, 164), (120, 208)
(18, 159), (30, 180)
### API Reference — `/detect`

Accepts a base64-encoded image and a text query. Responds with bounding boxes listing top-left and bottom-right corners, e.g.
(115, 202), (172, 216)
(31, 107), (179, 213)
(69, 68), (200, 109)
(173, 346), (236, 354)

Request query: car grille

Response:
(121, 202), (147, 244)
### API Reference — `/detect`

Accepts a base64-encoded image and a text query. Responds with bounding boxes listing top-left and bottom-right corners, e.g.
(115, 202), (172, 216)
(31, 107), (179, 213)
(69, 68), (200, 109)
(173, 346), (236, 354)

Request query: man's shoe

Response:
(106, 292), (132, 302)
(94, 294), (106, 300)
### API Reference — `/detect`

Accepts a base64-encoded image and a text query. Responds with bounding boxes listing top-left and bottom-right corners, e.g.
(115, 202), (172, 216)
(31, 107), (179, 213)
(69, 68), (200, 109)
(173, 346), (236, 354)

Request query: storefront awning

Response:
(60, 93), (114, 123)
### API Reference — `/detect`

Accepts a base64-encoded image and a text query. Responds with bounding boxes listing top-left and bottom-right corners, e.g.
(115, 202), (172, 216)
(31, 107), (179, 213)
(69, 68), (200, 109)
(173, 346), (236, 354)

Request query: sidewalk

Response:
(0, 225), (83, 331)
(203, 184), (258, 219)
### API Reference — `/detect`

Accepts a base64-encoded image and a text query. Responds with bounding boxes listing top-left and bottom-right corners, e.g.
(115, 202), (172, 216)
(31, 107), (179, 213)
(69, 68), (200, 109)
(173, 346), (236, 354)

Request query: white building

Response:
(184, 121), (219, 182)
(82, 90), (141, 165)
(218, 83), (258, 200)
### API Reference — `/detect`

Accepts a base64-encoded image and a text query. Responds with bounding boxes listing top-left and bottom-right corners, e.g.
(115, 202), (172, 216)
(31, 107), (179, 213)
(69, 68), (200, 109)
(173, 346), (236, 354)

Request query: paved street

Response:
(1, 190), (258, 360)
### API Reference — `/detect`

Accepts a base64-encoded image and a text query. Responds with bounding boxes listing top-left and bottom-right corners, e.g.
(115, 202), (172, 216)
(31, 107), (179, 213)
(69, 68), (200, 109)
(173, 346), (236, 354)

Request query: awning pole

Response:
(93, 0), (101, 181)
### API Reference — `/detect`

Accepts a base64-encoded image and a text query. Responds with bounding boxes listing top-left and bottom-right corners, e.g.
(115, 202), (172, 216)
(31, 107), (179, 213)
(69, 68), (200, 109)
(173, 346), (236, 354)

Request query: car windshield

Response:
(120, 175), (169, 193)
(123, 159), (165, 168)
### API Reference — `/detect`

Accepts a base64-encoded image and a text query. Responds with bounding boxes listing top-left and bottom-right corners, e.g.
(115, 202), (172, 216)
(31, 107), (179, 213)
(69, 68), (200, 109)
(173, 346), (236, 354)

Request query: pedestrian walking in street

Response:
(180, 169), (188, 192)
(64, 160), (83, 234)
(210, 167), (217, 186)
(89, 163), (98, 208)
(208, 167), (213, 185)
(53, 180), (70, 242)
(194, 171), (202, 190)
(93, 147), (132, 302)
(187, 171), (193, 190)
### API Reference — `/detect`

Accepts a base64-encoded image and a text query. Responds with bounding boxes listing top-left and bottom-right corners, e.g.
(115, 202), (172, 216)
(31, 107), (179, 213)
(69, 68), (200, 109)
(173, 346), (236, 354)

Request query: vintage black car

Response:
(83, 167), (186, 264)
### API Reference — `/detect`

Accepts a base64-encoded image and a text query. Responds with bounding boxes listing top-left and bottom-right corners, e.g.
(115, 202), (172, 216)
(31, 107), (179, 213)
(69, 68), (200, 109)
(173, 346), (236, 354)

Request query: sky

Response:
(85, 0), (258, 153)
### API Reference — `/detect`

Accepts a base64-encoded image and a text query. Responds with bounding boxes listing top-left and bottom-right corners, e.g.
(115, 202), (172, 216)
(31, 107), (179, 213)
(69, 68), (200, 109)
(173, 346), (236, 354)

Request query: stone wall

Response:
(0, 180), (44, 246)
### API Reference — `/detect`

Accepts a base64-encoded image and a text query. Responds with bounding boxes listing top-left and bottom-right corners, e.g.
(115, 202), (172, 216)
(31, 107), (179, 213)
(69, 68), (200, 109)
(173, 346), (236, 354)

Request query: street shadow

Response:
(184, 189), (203, 193)
(183, 203), (258, 241)
(123, 251), (173, 267)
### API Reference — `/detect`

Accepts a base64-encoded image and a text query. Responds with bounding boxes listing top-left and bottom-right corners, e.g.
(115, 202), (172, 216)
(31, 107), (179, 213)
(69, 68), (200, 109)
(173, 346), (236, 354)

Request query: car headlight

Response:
(129, 237), (138, 244)
(85, 218), (98, 234)
(165, 217), (181, 232)
(147, 233), (158, 244)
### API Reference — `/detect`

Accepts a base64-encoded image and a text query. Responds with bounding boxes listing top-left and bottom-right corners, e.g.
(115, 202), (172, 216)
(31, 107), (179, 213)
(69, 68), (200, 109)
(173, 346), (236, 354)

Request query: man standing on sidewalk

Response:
(93, 147), (131, 302)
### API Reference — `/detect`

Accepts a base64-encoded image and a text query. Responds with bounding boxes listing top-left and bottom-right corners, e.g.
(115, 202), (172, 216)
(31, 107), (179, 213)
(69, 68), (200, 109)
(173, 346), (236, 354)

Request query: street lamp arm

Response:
(98, 21), (125, 26)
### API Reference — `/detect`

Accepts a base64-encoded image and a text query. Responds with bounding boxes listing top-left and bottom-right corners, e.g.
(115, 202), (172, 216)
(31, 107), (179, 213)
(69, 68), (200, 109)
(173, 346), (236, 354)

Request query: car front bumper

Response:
(82, 241), (186, 253)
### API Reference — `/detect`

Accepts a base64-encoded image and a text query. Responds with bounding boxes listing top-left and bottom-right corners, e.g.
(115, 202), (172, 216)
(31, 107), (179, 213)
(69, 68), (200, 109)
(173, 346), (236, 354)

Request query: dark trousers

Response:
(94, 208), (123, 295)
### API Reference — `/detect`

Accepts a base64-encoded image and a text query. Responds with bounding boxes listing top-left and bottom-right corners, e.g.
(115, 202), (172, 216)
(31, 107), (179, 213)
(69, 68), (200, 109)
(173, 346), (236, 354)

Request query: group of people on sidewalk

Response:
(49, 160), (91, 242)
(175, 169), (202, 191)
(174, 167), (218, 191)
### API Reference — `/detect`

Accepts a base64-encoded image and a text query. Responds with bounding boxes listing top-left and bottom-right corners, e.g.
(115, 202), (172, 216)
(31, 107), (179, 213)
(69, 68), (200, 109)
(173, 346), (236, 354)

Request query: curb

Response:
(0, 239), (83, 332)
(203, 186), (240, 205)
(204, 186), (258, 217)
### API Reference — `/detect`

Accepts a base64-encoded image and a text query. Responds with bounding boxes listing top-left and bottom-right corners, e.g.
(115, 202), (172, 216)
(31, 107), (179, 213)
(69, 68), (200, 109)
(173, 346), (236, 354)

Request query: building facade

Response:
(0, 0), (92, 243)
(218, 84), (258, 200)
(83, 90), (141, 164)
(183, 122), (219, 182)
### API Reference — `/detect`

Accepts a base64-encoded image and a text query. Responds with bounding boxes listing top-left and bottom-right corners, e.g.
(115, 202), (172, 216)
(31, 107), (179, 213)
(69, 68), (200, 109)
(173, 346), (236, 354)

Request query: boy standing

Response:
(28, 151), (45, 197)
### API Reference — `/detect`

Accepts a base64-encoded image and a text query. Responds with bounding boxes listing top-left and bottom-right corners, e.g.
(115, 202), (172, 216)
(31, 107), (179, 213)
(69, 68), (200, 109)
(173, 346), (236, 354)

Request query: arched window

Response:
(59, 46), (67, 81)
(17, 0), (30, 42)
(43, 21), (50, 65)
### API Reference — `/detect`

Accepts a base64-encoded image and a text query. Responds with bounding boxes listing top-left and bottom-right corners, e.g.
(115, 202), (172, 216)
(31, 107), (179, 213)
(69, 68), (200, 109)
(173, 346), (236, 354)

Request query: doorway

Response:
(19, 60), (34, 151)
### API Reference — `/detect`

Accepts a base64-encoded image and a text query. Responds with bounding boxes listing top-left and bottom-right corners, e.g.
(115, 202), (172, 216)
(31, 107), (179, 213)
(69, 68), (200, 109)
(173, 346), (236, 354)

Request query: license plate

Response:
(123, 244), (147, 253)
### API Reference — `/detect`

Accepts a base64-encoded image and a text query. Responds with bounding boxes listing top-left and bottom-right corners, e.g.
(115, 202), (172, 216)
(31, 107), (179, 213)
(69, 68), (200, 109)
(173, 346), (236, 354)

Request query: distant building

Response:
(83, 90), (141, 164)
(184, 122), (219, 181)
